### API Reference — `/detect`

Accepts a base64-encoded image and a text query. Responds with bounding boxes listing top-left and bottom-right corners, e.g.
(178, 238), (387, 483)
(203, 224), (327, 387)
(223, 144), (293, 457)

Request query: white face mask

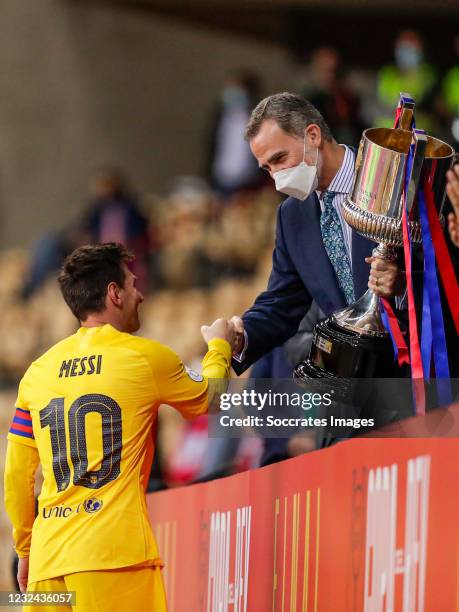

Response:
(272, 139), (319, 201)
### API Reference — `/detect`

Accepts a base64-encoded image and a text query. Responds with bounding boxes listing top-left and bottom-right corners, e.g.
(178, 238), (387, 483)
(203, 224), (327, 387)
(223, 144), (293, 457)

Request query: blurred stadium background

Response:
(1, 0), (459, 593)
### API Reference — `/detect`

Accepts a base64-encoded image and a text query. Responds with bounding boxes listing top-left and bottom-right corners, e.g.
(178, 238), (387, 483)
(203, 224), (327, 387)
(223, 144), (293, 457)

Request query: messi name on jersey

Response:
(59, 355), (103, 378)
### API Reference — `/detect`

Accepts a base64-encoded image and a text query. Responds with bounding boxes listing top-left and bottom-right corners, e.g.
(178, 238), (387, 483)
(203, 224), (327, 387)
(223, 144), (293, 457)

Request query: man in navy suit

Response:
(224, 92), (406, 373)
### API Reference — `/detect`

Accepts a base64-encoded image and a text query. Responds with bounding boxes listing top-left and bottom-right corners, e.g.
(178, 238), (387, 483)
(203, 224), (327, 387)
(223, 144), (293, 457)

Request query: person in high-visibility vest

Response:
(375, 30), (438, 131)
(439, 35), (459, 147)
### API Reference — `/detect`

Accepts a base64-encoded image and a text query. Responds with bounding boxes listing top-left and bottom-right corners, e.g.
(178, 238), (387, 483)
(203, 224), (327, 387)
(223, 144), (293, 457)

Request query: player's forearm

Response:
(202, 338), (232, 380)
(4, 440), (39, 557)
(202, 338), (232, 407)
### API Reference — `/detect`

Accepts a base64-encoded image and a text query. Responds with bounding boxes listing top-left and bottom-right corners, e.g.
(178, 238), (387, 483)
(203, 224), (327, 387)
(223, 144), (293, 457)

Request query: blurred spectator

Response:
(300, 47), (364, 147)
(22, 166), (151, 298)
(21, 232), (69, 300)
(164, 414), (210, 486)
(206, 70), (265, 198)
(154, 178), (278, 288)
(203, 188), (278, 278)
(154, 177), (220, 289)
(375, 30), (438, 131)
(80, 166), (151, 293)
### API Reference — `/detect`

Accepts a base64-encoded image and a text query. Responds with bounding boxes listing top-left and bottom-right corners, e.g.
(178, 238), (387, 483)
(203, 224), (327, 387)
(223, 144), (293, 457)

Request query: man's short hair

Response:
(245, 92), (333, 142)
(58, 243), (134, 321)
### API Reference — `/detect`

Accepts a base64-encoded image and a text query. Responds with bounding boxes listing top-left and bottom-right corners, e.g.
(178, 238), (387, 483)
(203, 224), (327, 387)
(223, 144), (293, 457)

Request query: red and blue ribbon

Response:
(418, 186), (452, 404)
(401, 143), (426, 414)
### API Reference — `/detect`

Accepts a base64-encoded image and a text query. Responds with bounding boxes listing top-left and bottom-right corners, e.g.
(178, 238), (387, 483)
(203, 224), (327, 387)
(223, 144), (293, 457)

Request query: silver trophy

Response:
(295, 94), (455, 383)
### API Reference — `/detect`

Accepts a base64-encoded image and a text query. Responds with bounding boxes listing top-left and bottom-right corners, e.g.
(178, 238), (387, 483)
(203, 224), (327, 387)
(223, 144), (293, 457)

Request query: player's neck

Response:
(81, 313), (124, 332)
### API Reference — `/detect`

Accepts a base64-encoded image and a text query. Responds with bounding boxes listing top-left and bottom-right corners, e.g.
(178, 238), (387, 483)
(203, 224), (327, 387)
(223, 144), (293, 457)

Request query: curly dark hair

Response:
(58, 243), (134, 321)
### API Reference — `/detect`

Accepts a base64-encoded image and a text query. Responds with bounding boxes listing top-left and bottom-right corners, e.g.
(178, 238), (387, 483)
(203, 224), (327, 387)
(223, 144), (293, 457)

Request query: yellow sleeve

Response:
(4, 439), (40, 558)
(147, 339), (231, 419)
(202, 338), (232, 379)
(202, 338), (232, 411)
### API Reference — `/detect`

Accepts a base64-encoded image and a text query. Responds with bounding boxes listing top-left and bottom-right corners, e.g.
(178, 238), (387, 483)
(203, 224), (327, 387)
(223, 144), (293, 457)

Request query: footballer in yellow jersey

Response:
(4, 243), (235, 612)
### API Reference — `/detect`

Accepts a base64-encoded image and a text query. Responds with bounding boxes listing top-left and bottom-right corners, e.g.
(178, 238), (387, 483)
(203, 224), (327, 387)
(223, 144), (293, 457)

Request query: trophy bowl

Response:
(343, 126), (453, 247)
(295, 102), (455, 385)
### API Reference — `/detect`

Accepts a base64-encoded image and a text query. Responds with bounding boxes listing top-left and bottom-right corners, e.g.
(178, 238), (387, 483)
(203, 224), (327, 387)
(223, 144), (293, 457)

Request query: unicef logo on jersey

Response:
(83, 498), (103, 514)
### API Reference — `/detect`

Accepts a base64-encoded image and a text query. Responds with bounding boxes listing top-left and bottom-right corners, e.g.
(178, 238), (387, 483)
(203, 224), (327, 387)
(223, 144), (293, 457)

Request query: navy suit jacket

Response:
(232, 192), (374, 374)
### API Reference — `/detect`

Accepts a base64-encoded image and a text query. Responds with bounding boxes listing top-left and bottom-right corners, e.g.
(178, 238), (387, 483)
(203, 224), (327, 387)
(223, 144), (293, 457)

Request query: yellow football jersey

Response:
(5, 324), (231, 583)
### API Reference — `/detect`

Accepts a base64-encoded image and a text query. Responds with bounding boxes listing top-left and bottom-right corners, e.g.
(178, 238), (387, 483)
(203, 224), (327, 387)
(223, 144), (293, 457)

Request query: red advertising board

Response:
(147, 437), (459, 611)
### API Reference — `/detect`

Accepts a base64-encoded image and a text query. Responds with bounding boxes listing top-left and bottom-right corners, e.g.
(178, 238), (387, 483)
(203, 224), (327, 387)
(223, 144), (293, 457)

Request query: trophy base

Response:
(294, 317), (409, 423)
(294, 316), (401, 383)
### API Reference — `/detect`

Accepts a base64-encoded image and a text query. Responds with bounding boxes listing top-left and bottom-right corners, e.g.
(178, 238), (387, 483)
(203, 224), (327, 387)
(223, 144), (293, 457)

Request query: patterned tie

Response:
(320, 191), (355, 304)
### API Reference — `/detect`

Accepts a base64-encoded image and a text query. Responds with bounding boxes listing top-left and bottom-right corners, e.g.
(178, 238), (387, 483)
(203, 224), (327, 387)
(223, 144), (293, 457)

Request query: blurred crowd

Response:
(2, 27), (459, 490)
(296, 29), (459, 148)
(18, 28), (459, 304)
(21, 168), (276, 300)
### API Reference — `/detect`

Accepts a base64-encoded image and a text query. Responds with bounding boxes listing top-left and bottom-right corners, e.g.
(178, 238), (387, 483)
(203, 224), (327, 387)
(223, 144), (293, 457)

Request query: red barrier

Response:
(147, 436), (459, 611)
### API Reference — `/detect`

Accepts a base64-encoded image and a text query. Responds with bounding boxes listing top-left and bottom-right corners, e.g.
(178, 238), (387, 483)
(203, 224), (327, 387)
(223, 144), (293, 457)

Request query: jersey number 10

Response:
(39, 394), (122, 491)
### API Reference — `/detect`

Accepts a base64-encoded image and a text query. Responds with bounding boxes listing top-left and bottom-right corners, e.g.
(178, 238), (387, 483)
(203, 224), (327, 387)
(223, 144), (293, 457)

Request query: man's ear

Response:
(106, 281), (122, 307)
(305, 124), (322, 148)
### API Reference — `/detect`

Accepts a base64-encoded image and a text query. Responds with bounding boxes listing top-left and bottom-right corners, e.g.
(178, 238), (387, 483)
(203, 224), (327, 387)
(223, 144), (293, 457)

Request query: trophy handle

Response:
(405, 129), (428, 213)
(395, 92), (415, 131)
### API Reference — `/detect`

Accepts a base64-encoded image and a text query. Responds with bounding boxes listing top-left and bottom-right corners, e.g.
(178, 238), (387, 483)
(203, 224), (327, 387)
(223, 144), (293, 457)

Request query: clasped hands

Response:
(200, 256), (405, 351)
(200, 316), (244, 353)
